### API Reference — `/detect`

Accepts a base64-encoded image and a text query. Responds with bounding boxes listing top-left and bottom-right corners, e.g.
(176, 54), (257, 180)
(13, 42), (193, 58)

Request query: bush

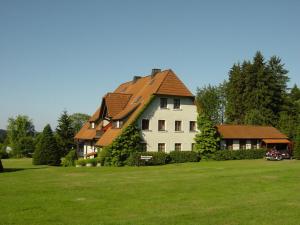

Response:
(0, 149), (9, 159)
(86, 158), (97, 166)
(76, 159), (86, 166)
(0, 159), (3, 172)
(169, 151), (200, 163)
(62, 149), (77, 167)
(126, 152), (169, 166)
(98, 147), (112, 166)
(212, 149), (267, 161)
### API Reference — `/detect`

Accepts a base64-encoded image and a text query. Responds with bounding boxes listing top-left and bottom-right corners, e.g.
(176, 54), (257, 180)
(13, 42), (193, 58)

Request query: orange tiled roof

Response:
(217, 125), (288, 139)
(75, 69), (194, 145)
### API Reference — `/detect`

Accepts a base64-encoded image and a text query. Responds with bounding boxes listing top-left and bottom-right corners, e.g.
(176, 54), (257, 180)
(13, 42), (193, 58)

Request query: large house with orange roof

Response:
(75, 69), (198, 158)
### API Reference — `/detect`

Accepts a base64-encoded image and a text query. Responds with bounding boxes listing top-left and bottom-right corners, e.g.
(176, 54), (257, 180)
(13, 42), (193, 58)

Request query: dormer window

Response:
(91, 122), (95, 129)
(112, 120), (123, 129)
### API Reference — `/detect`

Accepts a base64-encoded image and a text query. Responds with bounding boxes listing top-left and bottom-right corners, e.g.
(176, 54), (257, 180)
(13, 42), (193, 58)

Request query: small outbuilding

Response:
(217, 125), (292, 152)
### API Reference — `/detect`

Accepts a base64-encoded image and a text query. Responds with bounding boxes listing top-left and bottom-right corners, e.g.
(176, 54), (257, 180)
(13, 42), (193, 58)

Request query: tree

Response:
(56, 111), (75, 157)
(6, 115), (35, 157)
(0, 159), (3, 172)
(33, 124), (61, 166)
(0, 129), (7, 144)
(225, 52), (290, 126)
(293, 123), (300, 160)
(196, 83), (226, 125)
(70, 113), (90, 133)
(194, 113), (220, 156)
(105, 125), (143, 166)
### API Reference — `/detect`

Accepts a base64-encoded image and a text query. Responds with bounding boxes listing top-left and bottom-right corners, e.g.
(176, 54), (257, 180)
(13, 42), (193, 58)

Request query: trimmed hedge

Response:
(126, 152), (169, 166)
(169, 151), (200, 163)
(212, 149), (267, 161)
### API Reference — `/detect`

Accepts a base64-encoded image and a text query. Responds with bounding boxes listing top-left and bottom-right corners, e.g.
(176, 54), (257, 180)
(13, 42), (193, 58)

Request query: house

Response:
(217, 124), (292, 151)
(75, 69), (198, 158)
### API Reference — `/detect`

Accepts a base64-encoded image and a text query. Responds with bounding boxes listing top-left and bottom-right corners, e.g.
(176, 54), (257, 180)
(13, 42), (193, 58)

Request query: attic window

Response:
(134, 96), (142, 103)
(91, 122), (95, 129)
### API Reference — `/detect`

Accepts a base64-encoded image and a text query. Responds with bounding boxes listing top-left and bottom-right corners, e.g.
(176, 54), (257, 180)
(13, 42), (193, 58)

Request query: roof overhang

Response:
(262, 139), (291, 144)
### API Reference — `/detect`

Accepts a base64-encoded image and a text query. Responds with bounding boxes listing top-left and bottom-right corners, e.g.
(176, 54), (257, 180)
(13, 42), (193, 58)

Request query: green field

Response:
(1, 159), (300, 225)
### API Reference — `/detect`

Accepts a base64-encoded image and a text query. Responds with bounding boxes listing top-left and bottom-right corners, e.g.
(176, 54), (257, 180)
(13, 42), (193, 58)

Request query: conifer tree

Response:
(293, 123), (300, 160)
(33, 124), (61, 166)
(56, 111), (75, 157)
(0, 159), (3, 172)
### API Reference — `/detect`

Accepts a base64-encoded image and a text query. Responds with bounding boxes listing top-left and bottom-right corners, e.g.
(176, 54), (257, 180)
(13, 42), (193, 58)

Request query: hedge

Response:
(169, 151), (200, 163)
(212, 149), (267, 161)
(126, 152), (169, 166)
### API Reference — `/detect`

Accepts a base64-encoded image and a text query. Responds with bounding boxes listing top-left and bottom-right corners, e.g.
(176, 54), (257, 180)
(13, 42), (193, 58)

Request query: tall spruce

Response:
(33, 124), (61, 166)
(56, 111), (75, 157)
(194, 113), (220, 156)
(226, 51), (289, 126)
(293, 122), (300, 160)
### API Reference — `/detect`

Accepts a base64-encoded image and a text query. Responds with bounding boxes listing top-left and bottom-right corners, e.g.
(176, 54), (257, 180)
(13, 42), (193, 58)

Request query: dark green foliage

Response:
(56, 111), (76, 157)
(105, 125), (143, 166)
(76, 159), (86, 166)
(212, 149), (267, 161)
(14, 136), (35, 157)
(0, 159), (3, 172)
(194, 113), (220, 156)
(86, 158), (97, 166)
(0, 129), (7, 143)
(0, 144), (9, 159)
(169, 151), (200, 163)
(33, 124), (61, 166)
(98, 147), (111, 166)
(226, 52), (290, 126)
(62, 149), (77, 167)
(6, 115), (35, 157)
(293, 125), (300, 160)
(196, 83), (226, 125)
(126, 152), (169, 166)
(70, 113), (90, 133)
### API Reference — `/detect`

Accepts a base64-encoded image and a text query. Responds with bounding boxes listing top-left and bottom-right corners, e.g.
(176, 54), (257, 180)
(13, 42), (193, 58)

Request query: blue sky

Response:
(0, 0), (299, 131)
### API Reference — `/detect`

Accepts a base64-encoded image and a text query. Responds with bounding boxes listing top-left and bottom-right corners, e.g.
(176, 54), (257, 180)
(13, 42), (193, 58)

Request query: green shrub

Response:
(212, 149), (266, 161)
(86, 158), (97, 166)
(169, 151), (200, 163)
(62, 150), (77, 167)
(0, 149), (9, 159)
(0, 159), (3, 172)
(76, 159), (86, 166)
(126, 152), (169, 166)
(98, 147), (112, 166)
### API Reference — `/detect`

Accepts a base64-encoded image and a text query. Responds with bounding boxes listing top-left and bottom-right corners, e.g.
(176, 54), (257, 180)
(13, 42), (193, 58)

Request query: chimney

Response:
(151, 68), (161, 78)
(132, 76), (141, 83)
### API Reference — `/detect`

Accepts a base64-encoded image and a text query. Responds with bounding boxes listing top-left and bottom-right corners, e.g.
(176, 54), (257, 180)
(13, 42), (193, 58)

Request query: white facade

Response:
(78, 141), (97, 158)
(137, 95), (198, 153)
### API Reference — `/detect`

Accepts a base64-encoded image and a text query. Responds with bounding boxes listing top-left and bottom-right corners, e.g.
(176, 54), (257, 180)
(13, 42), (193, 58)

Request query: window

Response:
(160, 98), (168, 109)
(112, 120), (123, 129)
(175, 121), (182, 132)
(191, 143), (196, 151)
(158, 143), (166, 152)
(141, 143), (147, 151)
(240, 140), (246, 150)
(190, 121), (196, 132)
(90, 122), (95, 129)
(175, 143), (181, 151)
(142, 119), (149, 130)
(158, 120), (166, 131)
(251, 140), (258, 149)
(174, 99), (181, 109)
(226, 140), (233, 150)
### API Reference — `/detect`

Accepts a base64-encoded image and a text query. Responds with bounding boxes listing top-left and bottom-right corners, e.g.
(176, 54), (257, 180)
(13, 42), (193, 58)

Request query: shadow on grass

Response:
(1, 167), (47, 173)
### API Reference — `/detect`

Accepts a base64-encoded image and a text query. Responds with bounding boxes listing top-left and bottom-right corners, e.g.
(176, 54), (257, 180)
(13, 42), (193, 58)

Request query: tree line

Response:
(0, 112), (89, 166)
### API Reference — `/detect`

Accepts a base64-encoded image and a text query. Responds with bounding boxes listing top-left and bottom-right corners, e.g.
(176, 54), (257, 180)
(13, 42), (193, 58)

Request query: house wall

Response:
(77, 141), (96, 158)
(137, 95), (198, 153)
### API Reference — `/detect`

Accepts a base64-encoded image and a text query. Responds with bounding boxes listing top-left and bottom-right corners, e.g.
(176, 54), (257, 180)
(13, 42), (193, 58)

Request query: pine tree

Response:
(33, 124), (61, 166)
(194, 113), (220, 156)
(56, 111), (75, 157)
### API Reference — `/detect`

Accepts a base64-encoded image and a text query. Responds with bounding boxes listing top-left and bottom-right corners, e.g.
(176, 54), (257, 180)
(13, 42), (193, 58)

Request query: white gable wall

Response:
(137, 95), (198, 152)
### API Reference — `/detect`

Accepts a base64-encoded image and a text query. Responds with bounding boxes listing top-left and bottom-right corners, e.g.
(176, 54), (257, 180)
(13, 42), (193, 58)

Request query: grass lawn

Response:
(1, 159), (300, 225)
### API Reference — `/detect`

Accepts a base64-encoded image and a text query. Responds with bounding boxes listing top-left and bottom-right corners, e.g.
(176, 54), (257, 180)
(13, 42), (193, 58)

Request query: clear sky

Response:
(0, 0), (299, 131)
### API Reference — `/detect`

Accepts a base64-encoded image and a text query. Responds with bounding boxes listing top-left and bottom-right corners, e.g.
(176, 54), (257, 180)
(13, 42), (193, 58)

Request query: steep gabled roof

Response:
(217, 125), (288, 139)
(75, 69), (194, 145)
